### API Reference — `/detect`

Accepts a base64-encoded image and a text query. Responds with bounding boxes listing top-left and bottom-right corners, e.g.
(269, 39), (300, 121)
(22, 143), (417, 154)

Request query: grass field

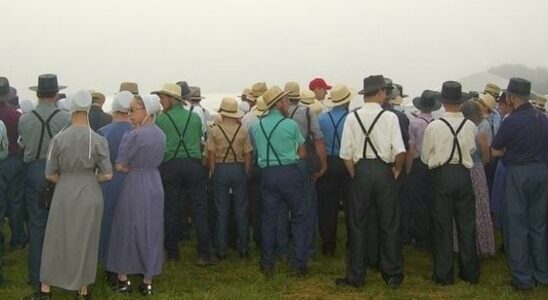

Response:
(0, 221), (546, 300)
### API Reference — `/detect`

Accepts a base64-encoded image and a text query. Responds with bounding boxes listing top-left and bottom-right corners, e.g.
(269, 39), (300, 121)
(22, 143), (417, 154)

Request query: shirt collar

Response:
(268, 108), (284, 117)
(442, 111), (464, 118)
(362, 102), (382, 110)
(418, 112), (433, 118)
(514, 102), (534, 113)
(331, 105), (348, 112)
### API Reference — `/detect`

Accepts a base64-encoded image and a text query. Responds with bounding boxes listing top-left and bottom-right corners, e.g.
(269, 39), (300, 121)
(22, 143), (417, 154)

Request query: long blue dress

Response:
(106, 123), (166, 278)
(97, 121), (133, 264)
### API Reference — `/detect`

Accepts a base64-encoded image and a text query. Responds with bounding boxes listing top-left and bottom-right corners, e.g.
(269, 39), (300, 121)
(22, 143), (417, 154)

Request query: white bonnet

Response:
(68, 90), (92, 113)
(112, 91), (133, 113)
(141, 94), (162, 115)
(20, 99), (36, 114)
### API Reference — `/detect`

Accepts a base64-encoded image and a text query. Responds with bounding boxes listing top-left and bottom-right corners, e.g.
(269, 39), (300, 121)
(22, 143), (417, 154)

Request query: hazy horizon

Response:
(2, 0), (548, 104)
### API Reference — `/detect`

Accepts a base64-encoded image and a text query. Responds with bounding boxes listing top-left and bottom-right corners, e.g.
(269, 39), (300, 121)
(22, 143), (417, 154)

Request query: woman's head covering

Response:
(20, 99), (35, 114)
(68, 90), (92, 113)
(112, 91), (133, 113)
(141, 94), (162, 115)
(57, 98), (70, 112)
(239, 100), (250, 113)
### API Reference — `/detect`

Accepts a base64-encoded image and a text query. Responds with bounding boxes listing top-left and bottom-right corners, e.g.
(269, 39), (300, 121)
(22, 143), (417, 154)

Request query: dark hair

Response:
(460, 100), (483, 125)
(363, 88), (384, 98)
(37, 91), (58, 99)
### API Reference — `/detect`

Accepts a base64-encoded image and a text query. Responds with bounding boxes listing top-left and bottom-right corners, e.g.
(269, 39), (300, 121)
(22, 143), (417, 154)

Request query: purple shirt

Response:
(0, 102), (22, 156)
(492, 103), (548, 166)
(409, 113), (433, 158)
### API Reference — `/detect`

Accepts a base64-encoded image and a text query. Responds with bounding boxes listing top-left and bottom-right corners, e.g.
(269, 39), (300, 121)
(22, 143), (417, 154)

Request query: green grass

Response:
(0, 219), (546, 300)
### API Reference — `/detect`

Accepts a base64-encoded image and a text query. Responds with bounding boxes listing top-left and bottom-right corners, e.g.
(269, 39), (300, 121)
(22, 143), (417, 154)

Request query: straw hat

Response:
(152, 83), (182, 101)
(483, 83), (501, 98)
(251, 82), (268, 98)
(263, 86), (291, 109)
(327, 84), (353, 107)
(476, 93), (496, 111)
(218, 97), (244, 118)
(284, 82), (301, 100)
(532, 95), (547, 111)
(119, 82), (139, 95)
(252, 96), (268, 116)
(239, 88), (255, 102)
(299, 90), (316, 105)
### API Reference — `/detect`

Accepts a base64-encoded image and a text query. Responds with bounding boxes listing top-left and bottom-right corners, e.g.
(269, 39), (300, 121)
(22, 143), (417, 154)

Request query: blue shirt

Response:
(250, 109), (304, 168)
(318, 106), (349, 156)
(486, 108), (502, 137)
(492, 103), (548, 166)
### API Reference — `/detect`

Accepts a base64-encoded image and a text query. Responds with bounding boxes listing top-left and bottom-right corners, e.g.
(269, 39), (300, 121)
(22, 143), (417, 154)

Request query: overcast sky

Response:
(2, 0), (547, 103)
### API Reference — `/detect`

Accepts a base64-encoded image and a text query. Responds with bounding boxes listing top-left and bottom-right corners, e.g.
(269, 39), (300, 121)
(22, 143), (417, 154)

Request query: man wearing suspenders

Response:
(206, 97), (253, 259)
(336, 75), (405, 289)
(18, 74), (70, 287)
(491, 78), (548, 290)
(284, 81), (327, 259)
(250, 86), (309, 277)
(421, 81), (480, 285)
(316, 84), (352, 256)
(405, 90), (441, 249)
(154, 83), (215, 266)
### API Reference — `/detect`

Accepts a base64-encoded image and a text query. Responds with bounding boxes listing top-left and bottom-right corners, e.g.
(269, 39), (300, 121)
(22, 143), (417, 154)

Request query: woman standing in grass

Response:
(106, 94), (166, 296)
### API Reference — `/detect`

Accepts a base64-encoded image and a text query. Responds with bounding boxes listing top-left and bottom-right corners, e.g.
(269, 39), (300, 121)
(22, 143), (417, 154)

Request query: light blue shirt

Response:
(318, 106), (349, 156)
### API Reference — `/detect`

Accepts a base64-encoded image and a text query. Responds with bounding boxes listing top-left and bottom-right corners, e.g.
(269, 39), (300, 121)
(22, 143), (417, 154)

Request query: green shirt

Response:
(18, 102), (71, 163)
(155, 104), (203, 161)
(250, 108), (304, 168)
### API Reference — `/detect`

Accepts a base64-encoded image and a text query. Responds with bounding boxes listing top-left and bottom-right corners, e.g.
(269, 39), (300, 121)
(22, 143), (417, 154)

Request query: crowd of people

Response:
(0, 73), (546, 299)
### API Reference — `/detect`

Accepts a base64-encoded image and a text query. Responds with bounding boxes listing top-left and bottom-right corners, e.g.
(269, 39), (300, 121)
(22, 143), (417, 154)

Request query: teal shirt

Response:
(250, 108), (304, 168)
(155, 104), (202, 161)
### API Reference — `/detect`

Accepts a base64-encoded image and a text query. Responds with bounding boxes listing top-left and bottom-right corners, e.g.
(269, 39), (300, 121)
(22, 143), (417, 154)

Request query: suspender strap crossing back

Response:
(165, 107), (194, 160)
(419, 117), (431, 124)
(327, 111), (348, 155)
(217, 124), (242, 163)
(438, 118), (468, 166)
(259, 117), (286, 167)
(32, 109), (61, 161)
(354, 109), (387, 163)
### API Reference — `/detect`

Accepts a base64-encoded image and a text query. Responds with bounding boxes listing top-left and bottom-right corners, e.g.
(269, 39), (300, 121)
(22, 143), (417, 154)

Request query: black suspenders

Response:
(217, 124), (242, 163)
(32, 109), (61, 161)
(165, 107), (193, 160)
(418, 117), (431, 124)
(327, 111), (348, 155)
(354, 110), (388, 163)
(438, 118), (469, 166)
(259, 117), (286, 167)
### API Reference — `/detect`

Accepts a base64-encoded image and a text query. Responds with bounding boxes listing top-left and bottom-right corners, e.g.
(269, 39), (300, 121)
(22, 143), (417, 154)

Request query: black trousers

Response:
(430, 164), (480, 283)
(316, 156), (351, 253)
(346, 159), (403, 285)
(160, 158), (211, 259)
(406, 158), (432, 248)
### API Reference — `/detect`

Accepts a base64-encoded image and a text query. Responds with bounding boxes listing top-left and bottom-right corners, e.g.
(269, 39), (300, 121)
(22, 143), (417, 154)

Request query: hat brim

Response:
(413, 97), (442, 112)
(29, 85), (67, 92)
(152, 91), (182, 101)
(438, 92), (472, 104)
(252, 107), (268, 117)
(358, 83), (386, 95)
(190, 96), (206, 101)
(265, 91), (291, 110)
(501, 89), (535, 100)
(220, 110), (244, 118)
(327, 92), (353, 107)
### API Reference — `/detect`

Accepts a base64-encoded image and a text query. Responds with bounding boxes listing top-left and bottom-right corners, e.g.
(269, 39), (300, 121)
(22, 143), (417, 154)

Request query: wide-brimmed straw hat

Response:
(327, 84), (353, 107)
(284, 82), (301, 100)
(532, 95), (547, 111)
(299, 90), (316, 105)
(483, 83), (501, 98)
(218, 97), (244, 118)
(476, 93), (496, 112)
(252, 96), (269, 117)
(251, 82), (268, 98)
(263, 86), (291, 110)
(152, 83), (182, 101)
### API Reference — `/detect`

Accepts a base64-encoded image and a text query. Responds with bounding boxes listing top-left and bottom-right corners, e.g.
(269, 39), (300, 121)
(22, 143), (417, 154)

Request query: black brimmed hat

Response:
(29, 74), (66, 93)
(358, 75), (386, 95)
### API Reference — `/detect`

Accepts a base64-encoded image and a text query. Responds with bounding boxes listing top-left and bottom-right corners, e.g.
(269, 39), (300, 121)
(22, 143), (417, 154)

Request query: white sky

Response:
(2, 0), (547, 107)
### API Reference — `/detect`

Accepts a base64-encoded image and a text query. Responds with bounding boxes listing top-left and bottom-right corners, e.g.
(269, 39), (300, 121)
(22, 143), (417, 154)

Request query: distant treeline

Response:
(489, 64), (548, 94)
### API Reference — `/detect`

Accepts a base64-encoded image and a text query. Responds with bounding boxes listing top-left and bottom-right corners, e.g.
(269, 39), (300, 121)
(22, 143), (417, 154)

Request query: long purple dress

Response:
(106, 123), (166, 278)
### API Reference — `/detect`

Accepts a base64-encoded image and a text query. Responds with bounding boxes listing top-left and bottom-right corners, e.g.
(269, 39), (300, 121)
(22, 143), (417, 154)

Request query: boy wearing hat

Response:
(19, 74), (70, 287)
(206, 97), (253, 259)
(250, 86), (309, 277)
(405, 90), (441, 249)
(491, 78), (548, 290)
(316, 84), (352, 256)
(154, 83), (215, 266)
(421, 81), (480, 285)
(336, 75), (405, 289)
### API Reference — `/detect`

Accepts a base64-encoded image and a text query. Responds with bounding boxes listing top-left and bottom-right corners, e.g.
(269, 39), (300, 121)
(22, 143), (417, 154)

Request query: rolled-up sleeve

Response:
(339, 116), (354, 161)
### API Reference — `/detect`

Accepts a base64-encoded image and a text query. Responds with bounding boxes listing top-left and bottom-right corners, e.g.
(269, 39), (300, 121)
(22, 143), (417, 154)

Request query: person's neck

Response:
(443, 104), (460, 113)
(71, 112), (89, 127)
(364, 97), (383, 105)
(113, 112), (130, 122)
(39, 97), (57, 105)
(512, 101), (527, 110)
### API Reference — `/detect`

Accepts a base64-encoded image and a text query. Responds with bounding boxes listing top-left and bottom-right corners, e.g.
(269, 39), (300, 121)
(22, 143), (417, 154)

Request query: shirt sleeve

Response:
(205, 126), (217, 152)
(421, 124), (434, 165)
(491, 117), (510, 150)
(294, 122), (305, 145)
(242, 129), (253, 154)
(339, 115), (354, 160)
(408, 121), (417, 147)
(116, 130), (138, 165)
(308, 109), (324, 140)
(45, 136), (60, 176)
(391, 114), (406, 157)
(95, 136), (113, 175)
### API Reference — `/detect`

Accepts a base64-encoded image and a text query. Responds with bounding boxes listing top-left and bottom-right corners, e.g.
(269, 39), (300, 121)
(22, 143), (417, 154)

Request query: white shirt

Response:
(421, 112), (477, 169)
(339, 102), (406, 163)
(241, 111), (258, 132)
(183, 103), (207, 134)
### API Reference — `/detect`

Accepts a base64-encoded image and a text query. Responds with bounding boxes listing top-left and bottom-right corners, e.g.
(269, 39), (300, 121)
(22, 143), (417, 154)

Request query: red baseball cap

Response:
(309, 78), (332, 91)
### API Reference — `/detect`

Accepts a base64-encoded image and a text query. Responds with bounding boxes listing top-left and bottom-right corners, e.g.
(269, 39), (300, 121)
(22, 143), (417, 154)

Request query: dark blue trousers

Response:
(260, 163), (309, 269)
(212, 163), (249, 256)
(160, 158), (211, 260)
(502, 163), (548, 288)
(25, 159), (49, 286)
(0, 155), (26, 248)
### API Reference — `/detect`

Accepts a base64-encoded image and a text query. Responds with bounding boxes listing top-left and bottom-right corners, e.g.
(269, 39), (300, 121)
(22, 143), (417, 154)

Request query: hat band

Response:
(268, 92), (286, 106)
(220, 108), (238, 114)
(332, 92), (351, 103)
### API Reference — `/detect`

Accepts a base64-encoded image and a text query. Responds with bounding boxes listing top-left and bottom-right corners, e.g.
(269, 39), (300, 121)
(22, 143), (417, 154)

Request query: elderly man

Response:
(492, 78), (548, 291)
(153, 83), (215, 267)
(336, 75), (405, 289)
(250, 86), (309, 277)
(89, 91), (113, 131)
(19, 74), (71, 288)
